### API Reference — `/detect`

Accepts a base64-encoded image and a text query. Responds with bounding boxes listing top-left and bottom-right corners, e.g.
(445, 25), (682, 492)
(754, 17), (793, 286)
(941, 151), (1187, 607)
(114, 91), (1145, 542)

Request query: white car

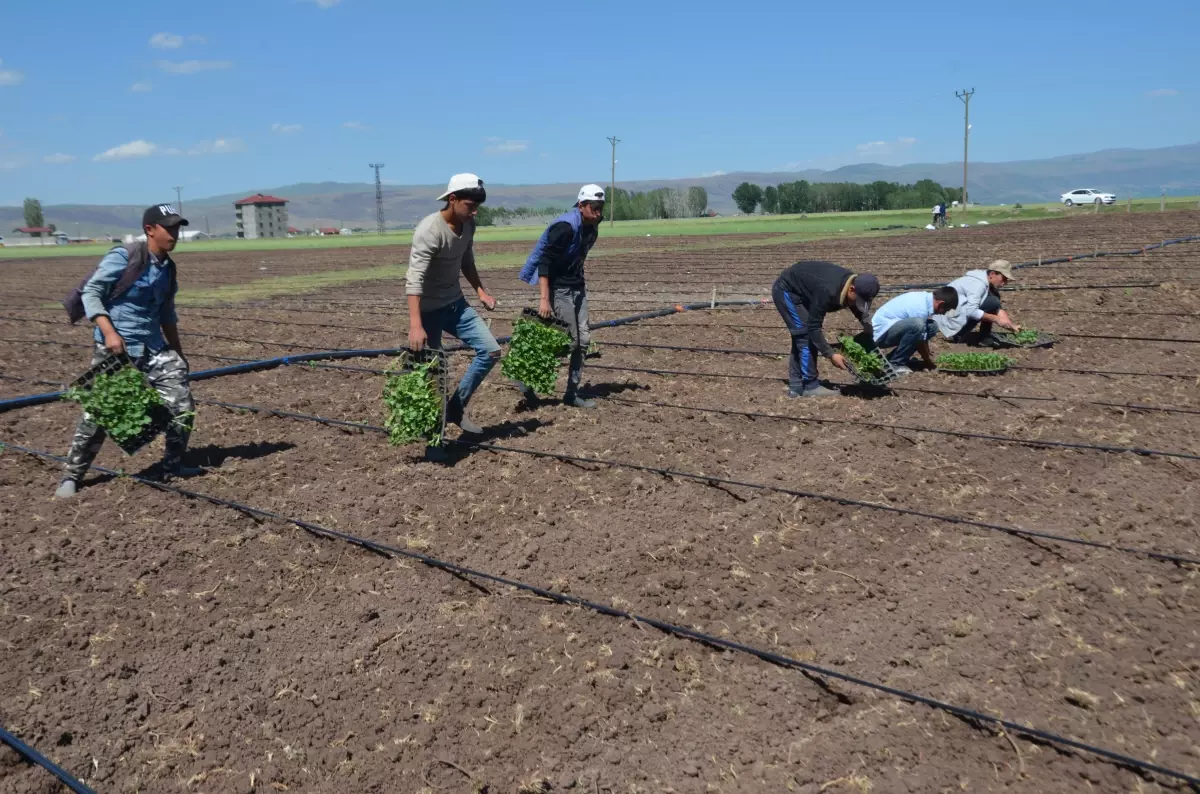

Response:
(1061, 188), (1116, 206)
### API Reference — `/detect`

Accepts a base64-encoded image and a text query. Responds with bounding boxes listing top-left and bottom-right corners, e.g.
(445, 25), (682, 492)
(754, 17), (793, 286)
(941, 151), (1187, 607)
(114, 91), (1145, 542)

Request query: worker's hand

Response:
(538, 297), (553, 319)
(408, 323), (427, 352)
(102, 331), (126, 356)
(831, 353), (848, 370)
(477, 289), (497, 311)
(996, 310), (1019, 331)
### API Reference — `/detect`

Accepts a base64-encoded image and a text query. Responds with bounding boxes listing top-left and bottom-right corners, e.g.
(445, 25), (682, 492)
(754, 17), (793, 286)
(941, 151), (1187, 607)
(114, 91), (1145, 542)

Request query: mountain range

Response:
(5, 141), (1199, 237)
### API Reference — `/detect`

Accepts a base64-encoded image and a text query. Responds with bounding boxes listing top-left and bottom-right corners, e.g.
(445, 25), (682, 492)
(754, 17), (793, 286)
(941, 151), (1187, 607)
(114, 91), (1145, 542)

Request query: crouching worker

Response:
(771, 261), (880, 398)
(406, 174), (502, 437)
(516, 184), (605, 408)
(871, 286), (959, 374)
(936, 259), (1020, 346)
(55, 203), (198, 498)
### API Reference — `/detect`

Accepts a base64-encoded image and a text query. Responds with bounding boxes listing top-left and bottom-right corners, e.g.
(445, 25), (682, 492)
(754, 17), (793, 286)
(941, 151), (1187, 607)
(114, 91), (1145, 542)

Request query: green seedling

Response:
(838, 335), (885, 377)
(1007, 329), (1041, 345)
(63, 365), (163, 445)
(936, 352), (1011, 371)
(382, 358), (442, 446)
(501, 318), (571, 395)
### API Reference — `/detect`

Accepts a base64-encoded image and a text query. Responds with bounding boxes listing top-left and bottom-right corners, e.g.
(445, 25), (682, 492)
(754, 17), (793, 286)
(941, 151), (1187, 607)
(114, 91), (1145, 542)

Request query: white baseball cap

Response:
(577, 184), (606, 203)
(437, 173), (485, 201)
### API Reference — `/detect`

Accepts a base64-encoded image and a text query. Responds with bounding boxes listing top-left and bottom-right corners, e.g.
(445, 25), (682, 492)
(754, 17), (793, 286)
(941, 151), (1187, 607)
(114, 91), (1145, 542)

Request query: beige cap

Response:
(987, 259), (1014, 280)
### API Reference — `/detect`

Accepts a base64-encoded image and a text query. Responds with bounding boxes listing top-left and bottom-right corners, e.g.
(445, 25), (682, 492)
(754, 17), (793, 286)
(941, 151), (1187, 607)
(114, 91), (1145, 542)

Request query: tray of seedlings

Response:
(501, 308), (573, 396)
(935, 351), (1012, 376)
(63, 352), (171, 455)
(382, 348), (450, 447)
(838, 335), (903, 389)
(992, 328), (1058, 349)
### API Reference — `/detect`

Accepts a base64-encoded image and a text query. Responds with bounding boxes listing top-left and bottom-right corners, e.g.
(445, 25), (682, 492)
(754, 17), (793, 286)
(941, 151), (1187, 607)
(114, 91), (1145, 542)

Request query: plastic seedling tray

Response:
(845, 356), (902, 389)
(391, 348), (449, 446)
(992, 330), (1058, 349)
(521, 306), (571, 332)
(939, 363), (1010, 376)
(67, 353), (170, 455)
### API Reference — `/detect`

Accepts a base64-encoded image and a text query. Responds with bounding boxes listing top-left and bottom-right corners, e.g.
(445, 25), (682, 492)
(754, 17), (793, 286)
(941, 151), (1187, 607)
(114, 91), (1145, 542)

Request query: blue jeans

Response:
(772, 280), (819, 391)
(421, 297), (500, 407)
(876, 317), (937, 365)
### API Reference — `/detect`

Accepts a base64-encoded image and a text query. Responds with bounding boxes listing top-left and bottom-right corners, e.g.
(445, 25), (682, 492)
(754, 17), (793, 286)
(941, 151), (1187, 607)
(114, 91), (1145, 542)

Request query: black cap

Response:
(142, 203), (189, 229)
(853, 272), (880, 314)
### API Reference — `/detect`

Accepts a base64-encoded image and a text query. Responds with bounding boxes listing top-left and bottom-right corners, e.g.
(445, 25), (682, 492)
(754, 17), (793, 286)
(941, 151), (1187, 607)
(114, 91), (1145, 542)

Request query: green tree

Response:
(686, 186), (708, 217)
(23, 198), (44, 228)
(731, 182), (763, 214)
(760, 186), (779, 214)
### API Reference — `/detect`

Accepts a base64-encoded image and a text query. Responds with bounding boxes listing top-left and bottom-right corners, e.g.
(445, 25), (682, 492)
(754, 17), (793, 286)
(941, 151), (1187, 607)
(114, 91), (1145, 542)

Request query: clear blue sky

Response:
(1, 0), (1196, 205)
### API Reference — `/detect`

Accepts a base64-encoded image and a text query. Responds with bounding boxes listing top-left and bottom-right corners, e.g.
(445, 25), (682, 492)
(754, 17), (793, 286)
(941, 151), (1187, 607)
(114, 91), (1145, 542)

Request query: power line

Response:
(955, 89), (974, 210)
(607, 136), (620, 224)
(368, 163), (385, 235)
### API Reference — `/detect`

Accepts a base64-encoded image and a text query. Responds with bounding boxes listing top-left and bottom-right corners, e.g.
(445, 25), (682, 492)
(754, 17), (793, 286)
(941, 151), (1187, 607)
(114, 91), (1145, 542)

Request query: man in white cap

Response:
(516, 184), (606, 407)
(406, 173), (500, 436)
(935, 259), (1021, 346)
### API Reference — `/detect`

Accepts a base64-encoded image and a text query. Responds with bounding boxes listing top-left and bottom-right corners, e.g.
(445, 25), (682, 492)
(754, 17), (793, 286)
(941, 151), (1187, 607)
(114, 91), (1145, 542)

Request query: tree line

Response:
(731, 179), (963, 215)
(476, 186), (710, 226)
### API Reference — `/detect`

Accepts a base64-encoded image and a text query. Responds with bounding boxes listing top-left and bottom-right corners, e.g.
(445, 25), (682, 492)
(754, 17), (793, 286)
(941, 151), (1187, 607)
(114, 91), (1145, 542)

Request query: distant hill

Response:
(4, 141), (1199, 237)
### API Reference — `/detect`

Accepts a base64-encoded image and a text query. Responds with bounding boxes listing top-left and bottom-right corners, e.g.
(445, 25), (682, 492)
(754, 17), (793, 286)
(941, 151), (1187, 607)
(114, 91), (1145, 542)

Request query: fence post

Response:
(1127, 197), (1132, 214)
(1161, 191), (1166, 212)
(1094, 198), (1099, 214)
(711, 287), (716, 310)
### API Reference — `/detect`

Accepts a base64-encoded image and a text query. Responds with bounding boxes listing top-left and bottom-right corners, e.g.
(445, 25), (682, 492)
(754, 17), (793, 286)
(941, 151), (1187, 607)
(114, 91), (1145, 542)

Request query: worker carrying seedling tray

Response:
(515, 184), (605, 408)
(770, 261), (880, 398)
(54, 203), (200, 498)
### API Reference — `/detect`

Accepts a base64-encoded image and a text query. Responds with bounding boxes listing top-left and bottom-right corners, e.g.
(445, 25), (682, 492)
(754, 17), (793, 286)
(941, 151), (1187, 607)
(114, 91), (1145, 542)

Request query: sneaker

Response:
(515, 382), (540, 407)
(446, 397), (484, 435)
(564, 394), (597, 409)
(891, 365), (914, 377)
(158, 465), (204, 482)
(790, 384), (840, 398)
(54, 479), (78, 499)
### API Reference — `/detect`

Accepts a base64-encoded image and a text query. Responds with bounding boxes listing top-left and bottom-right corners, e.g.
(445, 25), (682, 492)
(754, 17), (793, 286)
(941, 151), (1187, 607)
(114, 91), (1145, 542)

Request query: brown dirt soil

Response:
(2, 213), (1199, 793)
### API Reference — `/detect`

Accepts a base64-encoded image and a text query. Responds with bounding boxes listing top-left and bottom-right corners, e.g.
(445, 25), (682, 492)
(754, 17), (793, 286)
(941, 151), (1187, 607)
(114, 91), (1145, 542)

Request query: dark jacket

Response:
(776, 260), (870, 357)
(519, 208), (598, 289)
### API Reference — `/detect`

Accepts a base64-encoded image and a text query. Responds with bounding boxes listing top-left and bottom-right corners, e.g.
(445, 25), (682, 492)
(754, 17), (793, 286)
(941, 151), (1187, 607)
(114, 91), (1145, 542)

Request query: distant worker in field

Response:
(516, 184), (606, 408)
(932, 202), (947, 228)
(870, 286), (959, 374)
(406, 173), (501, 436)
(55, 204), (199, 498)
(771, 261), (880, 398)
(935, 259), (1021, 346)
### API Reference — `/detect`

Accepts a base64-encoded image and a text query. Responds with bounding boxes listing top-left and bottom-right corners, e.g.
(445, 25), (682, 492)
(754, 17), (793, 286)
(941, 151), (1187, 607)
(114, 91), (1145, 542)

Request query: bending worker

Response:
(935, 259), (1020, 346)
(516, 184), (606, 408)
(871, 286), (959, 373)
(771, 260), (880, 398)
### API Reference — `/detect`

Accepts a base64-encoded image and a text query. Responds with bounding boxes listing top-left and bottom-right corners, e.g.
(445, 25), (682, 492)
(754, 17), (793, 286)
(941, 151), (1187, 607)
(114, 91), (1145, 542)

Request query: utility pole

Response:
(955, 89), (974, 211)
(607, 136), (620, 224)
(368, 163), (386, 235)
(173, 185), (183, 216)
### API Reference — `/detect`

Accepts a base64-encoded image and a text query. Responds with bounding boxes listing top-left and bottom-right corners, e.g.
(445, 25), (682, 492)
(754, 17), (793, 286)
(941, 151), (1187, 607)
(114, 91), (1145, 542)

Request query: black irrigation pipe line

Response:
(3, 445), (1197, 790)
(582, 392), (1200, 462)
(0, 724), (96, 794)
(592, 341), (1200, 381)
(181, 399), (1200, 565)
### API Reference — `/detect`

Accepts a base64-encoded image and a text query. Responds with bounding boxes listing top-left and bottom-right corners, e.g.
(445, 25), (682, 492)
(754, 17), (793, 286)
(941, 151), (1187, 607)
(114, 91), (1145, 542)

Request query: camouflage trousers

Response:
(62, 345), (195, 481)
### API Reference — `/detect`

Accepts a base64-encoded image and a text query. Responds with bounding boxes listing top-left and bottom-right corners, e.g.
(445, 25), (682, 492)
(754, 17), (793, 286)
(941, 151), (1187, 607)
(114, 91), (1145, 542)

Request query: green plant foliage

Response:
(382, 358), (442, 446)
(63, 365), (162, 444)
(838, 335), (885, 376)
(1007, 328), (1041, 344)
(501, 318), (571, 395)
(936, 352), (1011, 371)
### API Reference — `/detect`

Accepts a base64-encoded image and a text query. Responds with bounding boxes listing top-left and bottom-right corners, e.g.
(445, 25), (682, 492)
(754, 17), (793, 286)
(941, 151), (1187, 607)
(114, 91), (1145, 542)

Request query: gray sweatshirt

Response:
(405, 211), (476, 311)
(935, 269), (991, 338)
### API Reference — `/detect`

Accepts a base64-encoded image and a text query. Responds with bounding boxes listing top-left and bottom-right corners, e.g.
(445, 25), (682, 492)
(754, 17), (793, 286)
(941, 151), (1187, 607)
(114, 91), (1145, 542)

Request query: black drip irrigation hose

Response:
(171, 399), (1200, 565)
(3, 442), (1198, 788)
(0, 724), (96, 794)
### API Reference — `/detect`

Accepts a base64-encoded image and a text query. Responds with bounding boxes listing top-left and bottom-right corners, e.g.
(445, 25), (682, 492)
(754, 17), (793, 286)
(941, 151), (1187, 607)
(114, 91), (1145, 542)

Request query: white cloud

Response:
(162, 147), (183, 156)
(1146, 88), (1178, 97)
(0, 58), (23, 87)
(150, 32), (184, 49)
(307, 0), (344, 7)
(272, 122), (303, 134)
(155, 59), (233, 74)
(897, 136), (918, 145)
(699, 170), (727, 177)
(854, 136), (917, 156)
(43, 153), (76, 164)
(188, 137), (245, 155)
(94, 140), (158, 162)
(343, 121), (369, 130)
(855, 140), (887, 152)
(131, 81), (153, 92)
(483, 137), (530, 155)
(188, 34), (207, 44)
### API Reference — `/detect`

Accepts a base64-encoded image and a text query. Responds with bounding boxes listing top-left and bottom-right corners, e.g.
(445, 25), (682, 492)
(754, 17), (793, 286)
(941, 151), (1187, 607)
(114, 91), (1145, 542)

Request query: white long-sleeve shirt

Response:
(934, 269), (991, 338)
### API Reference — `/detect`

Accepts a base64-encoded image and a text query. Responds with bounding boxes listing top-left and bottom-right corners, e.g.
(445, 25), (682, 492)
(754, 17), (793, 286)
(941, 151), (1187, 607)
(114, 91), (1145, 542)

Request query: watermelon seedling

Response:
(63, 365), (163, 446)
(838, 335), (885, 377)
(936, 352), (1011, 371)
(1007, 328), (1041, 345)
(382, 357), (443, 446)
(502, 317), (571, 395)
